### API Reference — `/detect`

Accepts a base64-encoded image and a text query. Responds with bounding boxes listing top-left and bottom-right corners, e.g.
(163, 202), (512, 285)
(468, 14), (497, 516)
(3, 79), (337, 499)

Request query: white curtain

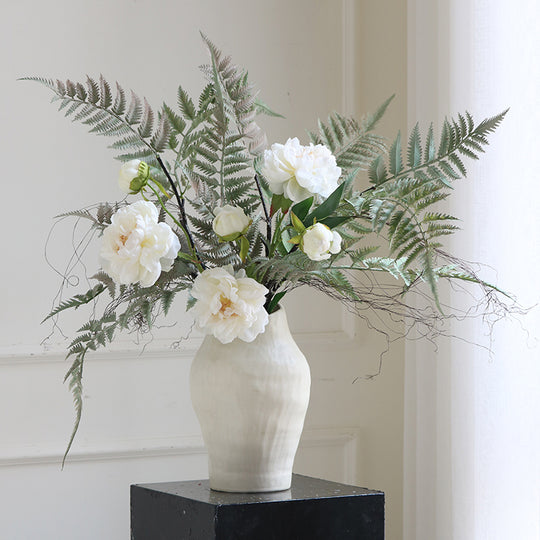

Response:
(404, 1), (540, 539)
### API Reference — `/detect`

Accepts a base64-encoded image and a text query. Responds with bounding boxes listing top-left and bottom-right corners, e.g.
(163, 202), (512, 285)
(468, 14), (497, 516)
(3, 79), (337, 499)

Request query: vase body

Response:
(190, 308), (311, 492)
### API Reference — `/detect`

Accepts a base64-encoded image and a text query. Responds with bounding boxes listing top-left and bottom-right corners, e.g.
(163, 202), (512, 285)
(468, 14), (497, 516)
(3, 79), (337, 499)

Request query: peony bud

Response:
(212, 205), (251, 241)
(118, 159), (149, 194)
(301, 222), (341, 261)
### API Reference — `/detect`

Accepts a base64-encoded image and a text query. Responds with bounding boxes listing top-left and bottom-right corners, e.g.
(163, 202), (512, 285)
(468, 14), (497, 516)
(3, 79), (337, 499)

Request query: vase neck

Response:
(262, 308), (291, 342)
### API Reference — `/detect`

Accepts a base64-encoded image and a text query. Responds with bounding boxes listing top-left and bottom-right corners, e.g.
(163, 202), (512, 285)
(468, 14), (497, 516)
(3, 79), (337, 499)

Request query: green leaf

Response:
(319, 215), (352, 229)
(239, 236), (249, 262)
(290, 212), (306, 233)
(288, 234), (302, 245)
(270, 193), (292, 216)
(304, 182), (346, 225)
(177, 251), (199, 265)
(218, 231), (241, 242)
(291, 197), (313, 221)
(267, 292), (287, 314)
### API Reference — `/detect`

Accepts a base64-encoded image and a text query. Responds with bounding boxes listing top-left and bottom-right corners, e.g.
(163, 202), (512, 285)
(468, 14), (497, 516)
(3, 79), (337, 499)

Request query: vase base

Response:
(209, 485), (291, 494)
(209, 472), (292, 493)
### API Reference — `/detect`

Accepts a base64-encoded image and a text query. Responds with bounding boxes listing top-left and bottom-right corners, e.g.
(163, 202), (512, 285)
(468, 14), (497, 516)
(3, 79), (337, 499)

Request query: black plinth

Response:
(131, 474), (384, 539)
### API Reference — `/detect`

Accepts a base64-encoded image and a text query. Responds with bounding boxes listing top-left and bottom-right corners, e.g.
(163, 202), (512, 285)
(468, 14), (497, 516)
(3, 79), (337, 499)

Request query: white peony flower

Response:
(191, 266), (269, 344)
(212, 205), (251, 239)
(100, 200), (180, 287)
(301, 223), (342, 261)
(118, 159), (142, 193)
(260, 137), (341, 202)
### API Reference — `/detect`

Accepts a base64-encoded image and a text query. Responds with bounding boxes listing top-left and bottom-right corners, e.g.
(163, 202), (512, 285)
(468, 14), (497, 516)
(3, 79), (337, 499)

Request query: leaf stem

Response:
(146, 182), (203, 272)
(155, 155), (205, 270)
(269, 211), (286, 257)
(254, 174), (272, 256)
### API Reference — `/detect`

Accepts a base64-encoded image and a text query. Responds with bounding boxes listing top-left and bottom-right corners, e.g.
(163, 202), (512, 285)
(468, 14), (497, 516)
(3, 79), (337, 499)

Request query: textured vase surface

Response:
(190, 308), (311, 492)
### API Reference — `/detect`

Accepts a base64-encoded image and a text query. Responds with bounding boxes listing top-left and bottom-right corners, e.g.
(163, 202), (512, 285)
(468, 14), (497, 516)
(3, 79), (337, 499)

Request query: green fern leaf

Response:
(150, 114), (171, 153)
(424, 123), (435, 162)
(62, 352), (85, 467)
(407, 124), (422, 167)
(99, 75), (112, 109)
(43, 284), (106, 322)
(389, 132), (402, 175)
(162, 102), (186, 134)
(86, 76), (99, 104)
(125, 91), (142, 124)
(112, 82), (126, 115)
(362, 94), (394, 131)
(161, 290), (176, 316)
(91, 271), (116, 298)
(178, 85), (197, 120)
(368, 156), (387, 185)
(138, 98), (154, 138)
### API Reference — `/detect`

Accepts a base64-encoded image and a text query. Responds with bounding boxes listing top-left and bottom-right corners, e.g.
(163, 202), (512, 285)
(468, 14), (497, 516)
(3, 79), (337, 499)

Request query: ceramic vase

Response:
(190, 308), (311, 492)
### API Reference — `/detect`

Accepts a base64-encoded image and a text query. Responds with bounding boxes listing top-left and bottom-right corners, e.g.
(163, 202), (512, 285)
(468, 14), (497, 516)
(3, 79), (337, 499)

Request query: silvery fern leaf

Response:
(21, 75), (171, 168)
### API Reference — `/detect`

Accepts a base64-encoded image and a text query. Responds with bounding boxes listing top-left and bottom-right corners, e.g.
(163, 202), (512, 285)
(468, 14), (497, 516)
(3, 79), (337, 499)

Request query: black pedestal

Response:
(131, 474), (384, 539)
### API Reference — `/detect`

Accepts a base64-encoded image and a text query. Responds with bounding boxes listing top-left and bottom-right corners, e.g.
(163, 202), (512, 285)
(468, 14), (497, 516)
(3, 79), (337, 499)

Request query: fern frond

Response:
(91, 271), (116, 298)
(311, 112), (386, 174)
(23, 75), (172, 165)
(55, 208), (100, 226)
(434, 265), (511, 297)
(361, 94), (395, 132)
(362, 256), (412, 285)
(201, 33), (267, 156)
(178, 85), (197, 120)
(371, 109), (508, 193)
(43, 284), (106, 322)
(61, 313), (118, 466)
(62, 350), (84, 467)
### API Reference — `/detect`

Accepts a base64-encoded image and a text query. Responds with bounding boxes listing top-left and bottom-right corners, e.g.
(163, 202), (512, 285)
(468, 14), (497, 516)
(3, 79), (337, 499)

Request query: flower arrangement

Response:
(25, 36), (509, 462)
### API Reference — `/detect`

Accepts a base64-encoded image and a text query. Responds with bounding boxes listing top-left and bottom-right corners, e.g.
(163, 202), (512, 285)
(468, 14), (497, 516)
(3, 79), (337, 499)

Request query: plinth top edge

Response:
(131, 474), (384, 507)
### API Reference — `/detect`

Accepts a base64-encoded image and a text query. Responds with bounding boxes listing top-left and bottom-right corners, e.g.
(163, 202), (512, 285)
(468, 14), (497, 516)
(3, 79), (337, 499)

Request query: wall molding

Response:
(299, 427), (360, 484)
(0, 427), (360, 471)
(0, 326), (363, 365)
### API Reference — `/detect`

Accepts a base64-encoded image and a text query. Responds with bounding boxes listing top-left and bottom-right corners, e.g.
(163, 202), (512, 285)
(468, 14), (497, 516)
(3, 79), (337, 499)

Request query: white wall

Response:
(1, 1), (406, 539)
(405, 1), (540, 539)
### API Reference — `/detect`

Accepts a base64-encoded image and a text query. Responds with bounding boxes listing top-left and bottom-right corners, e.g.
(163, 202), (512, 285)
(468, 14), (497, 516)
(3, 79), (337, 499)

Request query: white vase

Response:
(190, 308), (311, 492)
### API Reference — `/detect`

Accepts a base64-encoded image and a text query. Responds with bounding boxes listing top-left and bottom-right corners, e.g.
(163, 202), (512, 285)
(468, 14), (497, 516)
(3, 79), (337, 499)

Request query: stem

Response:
(147, 182), (203, 272)
(254, 174), (272, 256)
(155, 155), (205, 270)
(219, 135), (227, 202)
(269, 211), (286, 257)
